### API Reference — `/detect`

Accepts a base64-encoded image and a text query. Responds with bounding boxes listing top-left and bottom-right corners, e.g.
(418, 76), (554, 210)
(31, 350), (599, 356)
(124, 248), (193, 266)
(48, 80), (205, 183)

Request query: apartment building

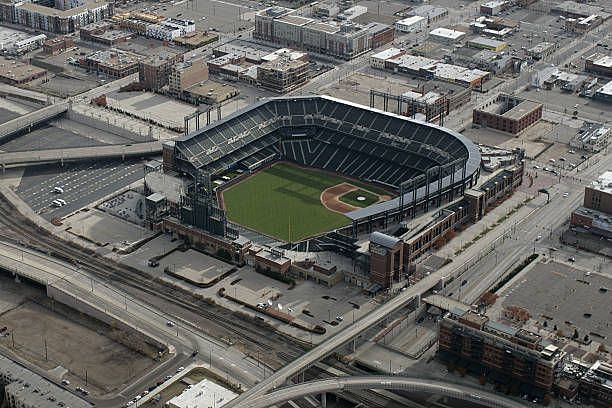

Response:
(439, 310), (566, 395)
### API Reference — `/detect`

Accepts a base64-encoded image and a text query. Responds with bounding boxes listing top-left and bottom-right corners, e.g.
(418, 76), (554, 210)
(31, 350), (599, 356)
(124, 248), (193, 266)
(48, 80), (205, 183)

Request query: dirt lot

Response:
(0, 282), (157, 396)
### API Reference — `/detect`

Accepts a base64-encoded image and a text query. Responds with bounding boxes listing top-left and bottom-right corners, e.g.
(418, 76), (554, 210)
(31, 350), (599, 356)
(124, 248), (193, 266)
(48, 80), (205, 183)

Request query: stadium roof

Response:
(370, 232), (401, 248)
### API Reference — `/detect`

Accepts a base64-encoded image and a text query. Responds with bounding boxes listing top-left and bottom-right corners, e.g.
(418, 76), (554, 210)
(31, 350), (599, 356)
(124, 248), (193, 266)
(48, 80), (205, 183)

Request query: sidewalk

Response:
(436, 190), (535, 259)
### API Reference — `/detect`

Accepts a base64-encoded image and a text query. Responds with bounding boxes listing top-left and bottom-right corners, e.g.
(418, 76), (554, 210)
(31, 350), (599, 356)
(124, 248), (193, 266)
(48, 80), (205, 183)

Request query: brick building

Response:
(138, 47), (183, 91)
(439, 310), (566, 396)
(368, 232), (403, 289)
(473, 94), (542, 135)
(42, 36), (74, 55)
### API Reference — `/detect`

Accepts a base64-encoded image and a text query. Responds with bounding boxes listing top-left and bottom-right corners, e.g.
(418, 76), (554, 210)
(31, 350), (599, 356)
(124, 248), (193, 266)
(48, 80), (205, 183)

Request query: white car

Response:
(563, 192), (569, 197)
(176, 366), (185, 373)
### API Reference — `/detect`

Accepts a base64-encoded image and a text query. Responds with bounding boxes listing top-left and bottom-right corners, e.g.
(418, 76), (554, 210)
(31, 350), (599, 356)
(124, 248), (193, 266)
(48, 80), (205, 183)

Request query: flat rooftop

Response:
(19, 0), (108, 18)
(503, 100), (542, 120)
(0, 58), (46, 82)
(590, 170), (612, 195)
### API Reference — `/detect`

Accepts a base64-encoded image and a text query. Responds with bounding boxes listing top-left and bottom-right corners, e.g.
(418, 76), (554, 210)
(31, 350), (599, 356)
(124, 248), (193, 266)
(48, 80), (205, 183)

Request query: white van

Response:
(57, 199), (67, 206)
(51, 200), (62, 207)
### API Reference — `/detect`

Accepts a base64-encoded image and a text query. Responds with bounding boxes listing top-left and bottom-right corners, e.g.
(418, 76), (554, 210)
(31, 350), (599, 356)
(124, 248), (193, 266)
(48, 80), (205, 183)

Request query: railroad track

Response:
(0, 198), (411, 406)
(0, 198), (303, 367)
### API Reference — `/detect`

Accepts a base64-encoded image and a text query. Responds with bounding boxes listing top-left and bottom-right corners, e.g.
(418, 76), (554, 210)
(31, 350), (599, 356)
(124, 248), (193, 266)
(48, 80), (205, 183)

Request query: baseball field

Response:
(221, 162), (391, 241)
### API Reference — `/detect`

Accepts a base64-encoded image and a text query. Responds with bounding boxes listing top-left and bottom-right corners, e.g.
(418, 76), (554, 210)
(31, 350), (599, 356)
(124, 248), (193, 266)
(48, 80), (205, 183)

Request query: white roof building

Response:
(168, 379), (237, 408)
(395, 15), (425, 32)
(429, 27), (466, 42)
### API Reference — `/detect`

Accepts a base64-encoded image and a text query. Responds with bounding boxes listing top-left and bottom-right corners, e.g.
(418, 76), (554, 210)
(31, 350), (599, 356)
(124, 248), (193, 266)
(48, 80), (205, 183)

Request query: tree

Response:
(573, 328), (579, 340)
(543, 320), (548, 328)
(584, 334), (590, 343)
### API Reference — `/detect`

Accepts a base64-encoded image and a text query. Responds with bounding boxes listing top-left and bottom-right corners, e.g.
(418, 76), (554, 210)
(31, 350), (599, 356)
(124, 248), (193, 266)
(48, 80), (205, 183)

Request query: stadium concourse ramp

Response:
(0, 141), (162, 169)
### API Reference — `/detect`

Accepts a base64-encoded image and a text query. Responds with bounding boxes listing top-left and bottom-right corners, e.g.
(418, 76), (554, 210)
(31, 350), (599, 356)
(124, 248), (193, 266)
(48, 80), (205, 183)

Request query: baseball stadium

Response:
(166, 95), (481, 248)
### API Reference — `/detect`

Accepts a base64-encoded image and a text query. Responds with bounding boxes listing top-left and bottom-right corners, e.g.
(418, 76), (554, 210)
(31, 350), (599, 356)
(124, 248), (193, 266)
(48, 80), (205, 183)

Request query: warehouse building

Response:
(467, 36), (507, 52)
(429, 27), (466, 44)
(473, 94), (542, 134)
(395, 15), (425, 33)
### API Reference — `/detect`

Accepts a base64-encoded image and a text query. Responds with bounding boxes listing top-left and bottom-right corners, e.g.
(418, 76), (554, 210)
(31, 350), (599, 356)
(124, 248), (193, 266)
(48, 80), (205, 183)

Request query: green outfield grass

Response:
(339, 189), (379, 208)
(222, 163), (352, 241)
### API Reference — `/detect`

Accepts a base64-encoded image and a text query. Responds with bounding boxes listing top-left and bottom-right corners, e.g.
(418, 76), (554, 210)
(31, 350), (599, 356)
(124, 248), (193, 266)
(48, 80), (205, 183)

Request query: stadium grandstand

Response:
(165, 95), (480, 244)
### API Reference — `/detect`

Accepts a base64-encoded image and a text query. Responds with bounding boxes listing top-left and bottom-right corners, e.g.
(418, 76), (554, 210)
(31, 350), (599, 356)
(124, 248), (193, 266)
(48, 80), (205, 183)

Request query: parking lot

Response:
(0, 124), (106, 152)
(122, 0), (259, 33)
(0, 273), (157, 396)
(16, 160), (146, 219)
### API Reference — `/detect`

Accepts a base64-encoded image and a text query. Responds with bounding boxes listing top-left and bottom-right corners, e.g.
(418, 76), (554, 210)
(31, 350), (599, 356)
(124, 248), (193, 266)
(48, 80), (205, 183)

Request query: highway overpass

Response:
(244, 376), (527, 408)
(225, 258), (463, 407)
(0, 141), (162, 169)
(0, 102), (68, 142)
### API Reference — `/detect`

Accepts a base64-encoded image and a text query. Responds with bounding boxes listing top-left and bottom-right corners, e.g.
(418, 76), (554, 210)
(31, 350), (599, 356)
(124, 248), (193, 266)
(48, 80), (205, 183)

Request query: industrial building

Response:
(395, 15), (425, 33)
(467, 37), (507, 52)
(0, 26), (47, 55)
(473, 94), (543, 135)
(253, 6), (393, 60)
(585, 53), (612, 77)
(0, 353), (92, 408)
(439, 309), (567, 396)
(428, 27), (466, 44)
